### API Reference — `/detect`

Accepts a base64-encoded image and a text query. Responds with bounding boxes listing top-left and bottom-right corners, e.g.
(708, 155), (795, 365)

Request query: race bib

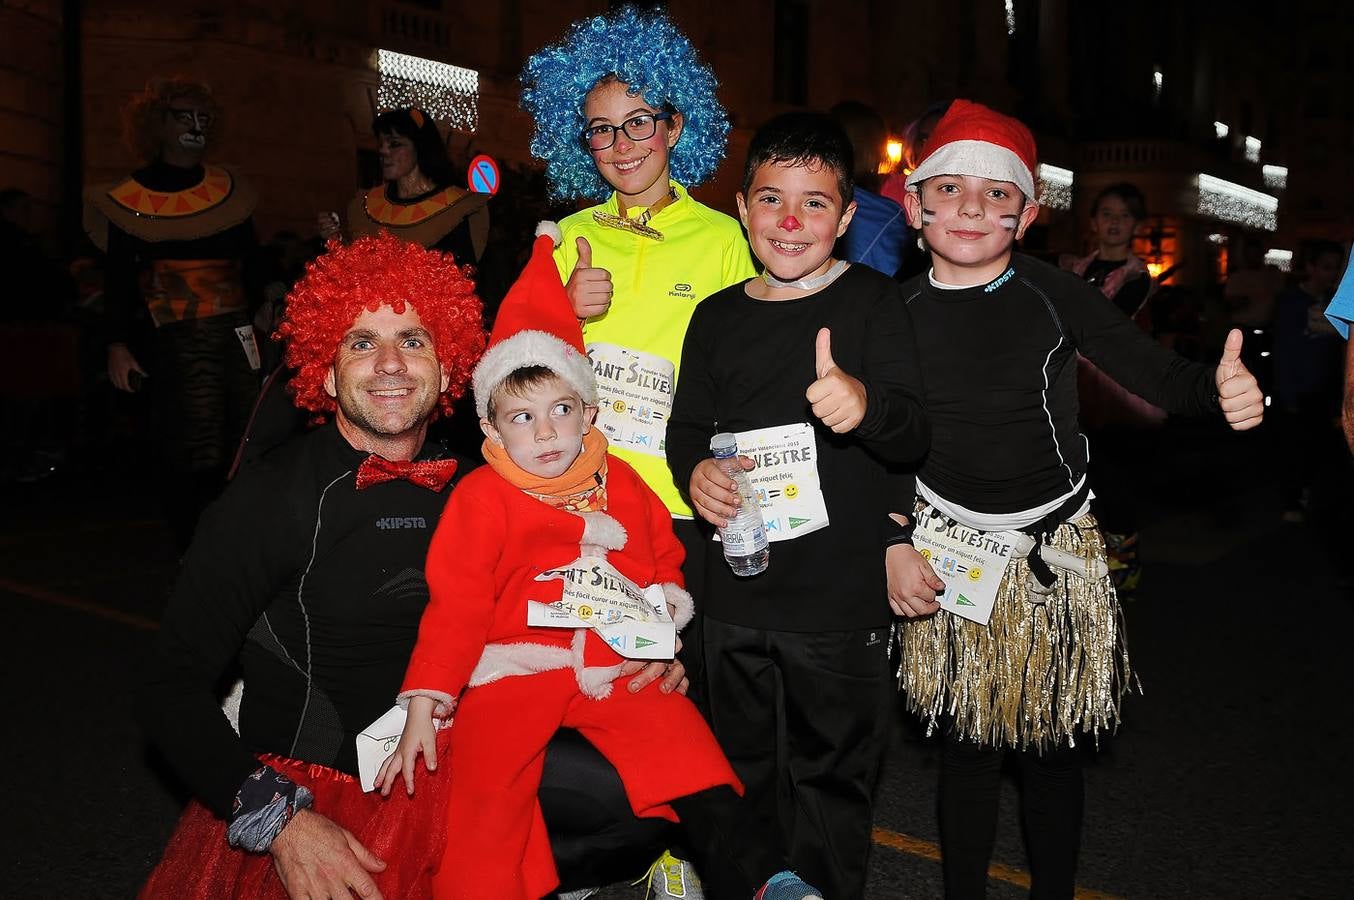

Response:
(586, 343), (674, 458)
(734, 423), (829, 542)
(528, 555), (676, 659)
(911, 515), (1018, 625)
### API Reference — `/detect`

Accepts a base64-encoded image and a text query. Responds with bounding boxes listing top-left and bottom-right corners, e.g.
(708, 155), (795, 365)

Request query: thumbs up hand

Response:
(806, 327), (868, 433)
(1215, 327), (1264, 431)
(565, 236), (614, 320)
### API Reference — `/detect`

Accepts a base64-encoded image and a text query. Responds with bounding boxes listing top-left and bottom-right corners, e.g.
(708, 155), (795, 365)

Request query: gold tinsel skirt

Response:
(896, 512), (1135, 751)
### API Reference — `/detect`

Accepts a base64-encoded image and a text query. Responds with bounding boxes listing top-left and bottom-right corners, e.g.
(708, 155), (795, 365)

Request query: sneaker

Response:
(556, 890), (600, 900)
(633, 849), (703, 899)
(754, 870), (824, 900)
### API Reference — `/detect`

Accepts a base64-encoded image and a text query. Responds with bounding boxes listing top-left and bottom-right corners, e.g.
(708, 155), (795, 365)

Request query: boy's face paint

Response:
(904, 174), (1037, 286)
(583, 79), (682, 210)
(737, 160), (856, 284)
(480, 374), (596, 479)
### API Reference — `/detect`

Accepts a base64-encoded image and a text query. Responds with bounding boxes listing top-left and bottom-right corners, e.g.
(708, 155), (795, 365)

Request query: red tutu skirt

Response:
(140, 729), (453, 900)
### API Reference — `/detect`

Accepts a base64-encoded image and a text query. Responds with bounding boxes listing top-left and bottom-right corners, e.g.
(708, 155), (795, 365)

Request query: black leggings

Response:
(939, 737), (1084, 900)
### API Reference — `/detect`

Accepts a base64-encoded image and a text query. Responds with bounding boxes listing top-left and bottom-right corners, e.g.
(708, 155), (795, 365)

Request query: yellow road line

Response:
(872, 827), (1123, 899)
(0, 577), (159, 631)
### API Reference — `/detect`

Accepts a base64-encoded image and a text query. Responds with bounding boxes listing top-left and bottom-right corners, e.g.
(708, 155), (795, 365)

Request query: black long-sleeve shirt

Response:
(667, 265), (929, 631)
(139, 424), (467, 817)
(902, 254), (1217, 519)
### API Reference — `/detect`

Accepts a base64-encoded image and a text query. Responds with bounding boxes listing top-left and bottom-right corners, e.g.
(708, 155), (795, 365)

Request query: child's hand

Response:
(690, 456), (754, 528)
(886, 533), (945, 618)
(807, 328), (868, 433)
(566, 237), (613, 320)
(376, 696), (438, 798)
(1215, 328), (1264, 431)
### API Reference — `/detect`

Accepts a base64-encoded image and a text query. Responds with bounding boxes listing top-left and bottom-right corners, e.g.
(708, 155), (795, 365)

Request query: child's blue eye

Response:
(510, 412), (531, 425)
(552, 402), (572, 415)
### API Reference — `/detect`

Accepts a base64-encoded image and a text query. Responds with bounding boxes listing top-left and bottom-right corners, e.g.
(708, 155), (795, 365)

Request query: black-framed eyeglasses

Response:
(580, 112), (674, 152)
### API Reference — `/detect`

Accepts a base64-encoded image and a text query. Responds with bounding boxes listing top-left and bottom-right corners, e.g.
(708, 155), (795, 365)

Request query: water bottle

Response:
(710, 433), (770, 576)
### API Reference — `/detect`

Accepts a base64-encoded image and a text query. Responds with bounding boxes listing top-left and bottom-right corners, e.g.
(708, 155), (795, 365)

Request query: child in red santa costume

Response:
(376, 224), (822, 900)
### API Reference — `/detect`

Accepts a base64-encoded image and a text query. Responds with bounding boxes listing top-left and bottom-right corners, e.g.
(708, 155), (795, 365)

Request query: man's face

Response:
(324, 304), (448, 447)
(737, 160), (855, 283)
(904, 175), (1037, 281)
(160, 105), (212, 160)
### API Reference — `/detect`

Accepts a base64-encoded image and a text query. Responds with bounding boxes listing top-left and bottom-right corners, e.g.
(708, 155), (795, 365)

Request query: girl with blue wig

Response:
(520, 10), (829, 900)
(521, 6), (754, 528)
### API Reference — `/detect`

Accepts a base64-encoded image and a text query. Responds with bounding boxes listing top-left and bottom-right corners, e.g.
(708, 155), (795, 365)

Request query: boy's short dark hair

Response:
(1091, 182), (1147, 221)
(485, 365), (564, 419)
(742, 112), (855, 209)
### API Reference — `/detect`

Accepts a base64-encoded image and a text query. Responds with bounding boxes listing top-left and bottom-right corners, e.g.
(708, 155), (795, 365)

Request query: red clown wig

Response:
(276, 232), (486, 421)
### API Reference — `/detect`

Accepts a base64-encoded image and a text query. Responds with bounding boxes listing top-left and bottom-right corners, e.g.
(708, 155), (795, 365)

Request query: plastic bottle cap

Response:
(710, 432), (738, 455)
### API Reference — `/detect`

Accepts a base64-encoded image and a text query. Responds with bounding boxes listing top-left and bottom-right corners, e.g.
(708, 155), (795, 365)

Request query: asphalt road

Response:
(2, 419), (1350, 899)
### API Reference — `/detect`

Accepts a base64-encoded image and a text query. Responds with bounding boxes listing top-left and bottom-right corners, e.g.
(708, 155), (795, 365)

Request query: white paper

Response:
(234, 324), (261, 371)
(730, 422), (829, 542)
(586, 342), (675, 457)
(529, 555), (676, 659)
(356, 704), (408, 793)
(911, 516), (1018, 626)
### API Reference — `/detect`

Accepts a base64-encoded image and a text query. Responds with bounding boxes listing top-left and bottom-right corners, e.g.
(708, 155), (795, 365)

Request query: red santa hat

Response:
(471, 221), (598, 418)
(904, 99), (1038, 202)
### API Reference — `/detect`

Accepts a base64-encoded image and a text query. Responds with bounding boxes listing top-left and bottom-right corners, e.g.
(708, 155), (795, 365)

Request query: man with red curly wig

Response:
(138, 233), (688, 900)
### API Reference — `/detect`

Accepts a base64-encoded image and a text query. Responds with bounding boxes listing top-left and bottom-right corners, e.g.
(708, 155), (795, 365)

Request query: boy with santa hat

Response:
(377, 226), (823, 900)
(889, 99), (1265, 898)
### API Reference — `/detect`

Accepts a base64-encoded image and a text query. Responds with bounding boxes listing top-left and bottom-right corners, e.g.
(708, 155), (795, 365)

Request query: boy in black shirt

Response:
(667, 112), (929, 899)
(889, 99), (1264, 899)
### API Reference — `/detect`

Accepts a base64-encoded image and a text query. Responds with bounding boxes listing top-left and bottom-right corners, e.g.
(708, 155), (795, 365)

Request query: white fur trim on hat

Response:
(535, 220), (563, 246)
(660, 582), (694, 630)
(472, 329), (598, 418)
(904, 140), (1037, 202)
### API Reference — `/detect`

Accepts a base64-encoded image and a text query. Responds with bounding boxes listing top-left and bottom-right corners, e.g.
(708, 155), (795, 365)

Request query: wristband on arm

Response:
(226, 764), (315, 853)
(884, 509), (917, 548)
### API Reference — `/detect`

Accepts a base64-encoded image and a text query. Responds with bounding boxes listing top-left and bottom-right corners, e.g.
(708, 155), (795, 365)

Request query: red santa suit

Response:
(401, 450), (737, 900)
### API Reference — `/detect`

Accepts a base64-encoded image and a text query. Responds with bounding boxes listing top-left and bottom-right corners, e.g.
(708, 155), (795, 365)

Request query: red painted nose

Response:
(781, 215), (802, 231)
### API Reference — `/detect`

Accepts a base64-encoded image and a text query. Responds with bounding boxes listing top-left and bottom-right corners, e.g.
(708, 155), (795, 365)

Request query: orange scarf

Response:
(482, 429), (609, 512)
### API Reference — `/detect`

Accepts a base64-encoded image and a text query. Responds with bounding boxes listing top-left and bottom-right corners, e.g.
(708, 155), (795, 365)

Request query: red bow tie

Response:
(355, 454), (458, 492)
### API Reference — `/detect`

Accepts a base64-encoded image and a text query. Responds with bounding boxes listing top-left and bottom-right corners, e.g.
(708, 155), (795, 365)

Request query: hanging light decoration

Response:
(1194, 173), (1278, 231)
(1035, 163), (1073, 211)
(376, 49), (479, 131)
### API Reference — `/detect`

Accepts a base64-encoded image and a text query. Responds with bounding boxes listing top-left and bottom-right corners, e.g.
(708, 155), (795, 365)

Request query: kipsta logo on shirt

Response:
(376, 516), (428, 530)
(668, 282), (696, 300)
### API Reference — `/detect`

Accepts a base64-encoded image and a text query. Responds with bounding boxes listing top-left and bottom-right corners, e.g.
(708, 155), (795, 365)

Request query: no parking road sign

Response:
(468, 154), (500, 195)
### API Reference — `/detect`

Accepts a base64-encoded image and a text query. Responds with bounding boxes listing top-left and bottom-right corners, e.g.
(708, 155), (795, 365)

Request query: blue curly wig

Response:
(520, 6), (729, 201)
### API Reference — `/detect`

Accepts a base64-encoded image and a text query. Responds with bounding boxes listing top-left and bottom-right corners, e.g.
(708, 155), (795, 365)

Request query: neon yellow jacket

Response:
(554, 182), (755, 517)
